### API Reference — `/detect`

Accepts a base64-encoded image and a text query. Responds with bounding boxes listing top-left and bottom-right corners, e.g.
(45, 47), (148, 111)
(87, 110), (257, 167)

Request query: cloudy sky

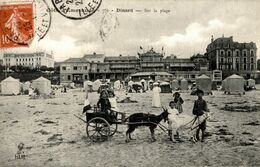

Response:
(1, 0), (260, 61)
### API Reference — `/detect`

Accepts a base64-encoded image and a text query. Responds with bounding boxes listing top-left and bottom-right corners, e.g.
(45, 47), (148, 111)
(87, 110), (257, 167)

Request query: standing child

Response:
(173, 92), (184, 114)
(192, 89), (209, 142)
(167, 101), (180, 142)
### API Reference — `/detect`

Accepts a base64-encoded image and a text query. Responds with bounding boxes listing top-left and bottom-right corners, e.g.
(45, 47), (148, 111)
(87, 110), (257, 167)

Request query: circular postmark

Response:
(33, 0), (52, 41)
(51, 0), (102, 20)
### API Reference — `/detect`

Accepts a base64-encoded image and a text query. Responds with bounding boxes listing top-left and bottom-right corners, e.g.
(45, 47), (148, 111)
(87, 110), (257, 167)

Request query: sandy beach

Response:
(0, 87), (260, 167)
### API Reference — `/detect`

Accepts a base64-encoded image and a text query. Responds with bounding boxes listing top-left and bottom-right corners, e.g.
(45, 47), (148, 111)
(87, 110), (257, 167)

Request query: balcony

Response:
(141, 62), (164, 67)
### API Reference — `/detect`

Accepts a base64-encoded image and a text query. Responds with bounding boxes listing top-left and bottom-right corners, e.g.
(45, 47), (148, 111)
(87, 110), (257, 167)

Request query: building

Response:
(3, 52), (54, 68)
(60, 57), (90, 84)
(59, 49), (210, 84)
(205, 35), (257, 78)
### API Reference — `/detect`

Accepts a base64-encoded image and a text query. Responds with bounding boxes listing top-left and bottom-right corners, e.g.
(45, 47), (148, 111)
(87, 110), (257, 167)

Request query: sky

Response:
(1, 0), (260, 62)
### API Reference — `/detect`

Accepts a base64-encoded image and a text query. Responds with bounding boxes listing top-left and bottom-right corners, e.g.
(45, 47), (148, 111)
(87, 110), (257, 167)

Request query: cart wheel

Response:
(109, 124), (118, 136)
(86, 117), (110, 142)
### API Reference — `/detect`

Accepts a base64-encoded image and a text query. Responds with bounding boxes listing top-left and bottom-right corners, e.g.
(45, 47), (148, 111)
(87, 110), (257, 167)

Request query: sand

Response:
(0, 87), (260, 167)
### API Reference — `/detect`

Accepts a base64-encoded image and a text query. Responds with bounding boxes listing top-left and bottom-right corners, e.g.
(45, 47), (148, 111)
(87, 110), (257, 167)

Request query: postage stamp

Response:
(51, 0), (102, 20)
(0, 3), (34, 48)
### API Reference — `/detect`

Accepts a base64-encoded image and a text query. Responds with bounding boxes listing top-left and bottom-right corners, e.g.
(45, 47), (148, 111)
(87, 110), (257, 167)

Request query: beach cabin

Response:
(170, 79), (179, 91)
(196, 74), (212, 95)
(180, 78), (188, 90)
(160, 82), (172, 93)
(247, 79), (256, 87)
(114, 80), (121, 90)
(93, 80), (102, 91)
(224, 74), (245, 95)
(128, 80), (134, 87)
(1, 76), (20, 95)
(32, 77), (51, 95)
(84, 80), (93, 92)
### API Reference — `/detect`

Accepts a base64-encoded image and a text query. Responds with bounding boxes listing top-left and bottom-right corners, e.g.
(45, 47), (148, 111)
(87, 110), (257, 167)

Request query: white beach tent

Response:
(171, 79), (179, 90)
(22, 81), (31, 92)
(128, 80), (134, 87)
(93, 79), (102, 91)
(32, 77), (51, 95)
(114, 80), (121, 90)
(247, 79), (256, 87)
(180, 78), (188, 90)
(84, 80), (93, 92)
(1, 76), (20, 95)
(195, 74), (212, 94)
(225, 74), (245, 94)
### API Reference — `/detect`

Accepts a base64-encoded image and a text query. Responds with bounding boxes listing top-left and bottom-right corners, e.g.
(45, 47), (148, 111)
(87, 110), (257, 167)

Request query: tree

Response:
(9, 65), (17, 72)
(40, 66), (48, 72)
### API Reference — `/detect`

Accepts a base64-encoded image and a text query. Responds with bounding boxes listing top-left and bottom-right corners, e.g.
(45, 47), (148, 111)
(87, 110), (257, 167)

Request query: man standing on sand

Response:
(192, 89), (209, 142)
(152, 82), (161, 108)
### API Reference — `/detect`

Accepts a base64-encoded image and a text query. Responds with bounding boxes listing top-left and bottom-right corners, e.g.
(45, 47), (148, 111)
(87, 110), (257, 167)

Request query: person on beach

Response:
(173, 92), (184, 114)
(167, 101), (180, 142)
(97, 89), (111, 114)
(192, 89), (209, 142)
(108, 91), (119, 112)
(82, 90), (92, 114)
(152, 82), (161, 107)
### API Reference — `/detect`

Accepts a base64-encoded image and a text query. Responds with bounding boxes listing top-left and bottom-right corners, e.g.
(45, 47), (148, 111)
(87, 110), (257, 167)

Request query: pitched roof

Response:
(131, 72), (173, 77)
(2, 76), (19, 82)
(104, 56), (139, 61)
(63, 58), (88, 63)
(34, 76), (50, 82)
(197, 74), (210, 79)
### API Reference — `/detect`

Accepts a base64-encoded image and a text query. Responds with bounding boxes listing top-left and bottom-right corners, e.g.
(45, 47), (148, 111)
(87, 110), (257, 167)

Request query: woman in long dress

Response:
(152, 82), (161, 107)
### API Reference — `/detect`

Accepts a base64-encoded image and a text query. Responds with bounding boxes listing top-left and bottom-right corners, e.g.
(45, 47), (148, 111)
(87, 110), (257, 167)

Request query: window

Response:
(221, 51), (224, 55)
(62, 66), (66, 70)
(227, 51), (231, 57)
(220, 58), (224, 63)
(73, 66), (77, 70)
(236, 51), (239, 56)
(251, 64), (254, 70)
(16, 59), (18, 62)
(236, 58), (239, 62)
(85, 75), (88, 80)
(39, 57), (41, 61)
(251, 58), (254, 63)
(19, 59), (21, 61)
(97, 69), (100, 72)
(244, 64), (247, 70)
(26, 58), (27, 61)
(84, 66), (88, 70)
(68, 75), (71, 80)
(29, 58), (30, 61)
(32, 58), (34, 61)
(251, 51), (254, 57)
(243, 51), (247, 57)
(244, 58), (247, 63)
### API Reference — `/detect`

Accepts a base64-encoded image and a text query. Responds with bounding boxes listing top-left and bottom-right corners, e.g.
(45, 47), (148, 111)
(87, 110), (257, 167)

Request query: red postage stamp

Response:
(0, 3), (34, 48)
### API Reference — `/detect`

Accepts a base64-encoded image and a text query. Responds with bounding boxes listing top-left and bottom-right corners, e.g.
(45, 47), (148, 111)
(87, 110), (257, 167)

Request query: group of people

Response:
(82, 84), (119, 116)
(167, 89), (209, 142)
(83, 82), (210, 143)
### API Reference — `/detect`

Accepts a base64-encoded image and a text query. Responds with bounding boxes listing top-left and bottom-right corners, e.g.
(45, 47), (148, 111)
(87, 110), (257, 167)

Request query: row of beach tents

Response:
(0, 76), (51, 96)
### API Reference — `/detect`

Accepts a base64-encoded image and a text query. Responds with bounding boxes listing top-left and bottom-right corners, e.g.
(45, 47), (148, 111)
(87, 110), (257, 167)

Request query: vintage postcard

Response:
(0, 0), (260, 166)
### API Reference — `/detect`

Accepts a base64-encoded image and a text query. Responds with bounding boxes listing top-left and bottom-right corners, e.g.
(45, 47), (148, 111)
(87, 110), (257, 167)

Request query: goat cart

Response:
(75, 106), (126, 142)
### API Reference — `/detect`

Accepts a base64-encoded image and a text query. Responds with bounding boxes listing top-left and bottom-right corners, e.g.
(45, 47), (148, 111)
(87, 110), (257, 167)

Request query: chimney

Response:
(211, 35), (214, 43)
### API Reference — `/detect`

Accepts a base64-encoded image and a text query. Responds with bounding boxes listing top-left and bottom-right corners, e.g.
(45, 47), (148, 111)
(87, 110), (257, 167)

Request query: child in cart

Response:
(97, 89), (111, 114)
